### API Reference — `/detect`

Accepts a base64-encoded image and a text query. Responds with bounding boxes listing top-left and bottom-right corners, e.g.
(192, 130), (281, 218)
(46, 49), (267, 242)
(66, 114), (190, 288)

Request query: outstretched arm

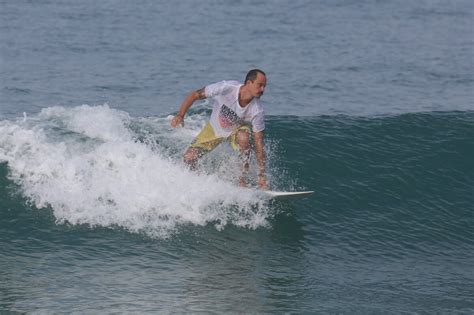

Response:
(170, 87), (206, 128)
(253, 130), (268, 189)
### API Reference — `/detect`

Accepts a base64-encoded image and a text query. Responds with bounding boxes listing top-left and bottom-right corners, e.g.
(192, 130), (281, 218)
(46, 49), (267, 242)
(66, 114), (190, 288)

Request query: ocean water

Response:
(1, 0), (473, 313)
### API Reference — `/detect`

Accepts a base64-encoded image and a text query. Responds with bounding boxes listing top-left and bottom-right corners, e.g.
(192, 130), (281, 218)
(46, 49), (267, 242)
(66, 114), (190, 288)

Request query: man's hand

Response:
(171, 115), (184, 128)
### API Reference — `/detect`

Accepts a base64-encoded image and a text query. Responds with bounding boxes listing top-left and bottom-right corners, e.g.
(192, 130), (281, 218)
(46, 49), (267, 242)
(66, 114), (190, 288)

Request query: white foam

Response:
(0, 105), (271, 238)
(39, 104), (132, 142)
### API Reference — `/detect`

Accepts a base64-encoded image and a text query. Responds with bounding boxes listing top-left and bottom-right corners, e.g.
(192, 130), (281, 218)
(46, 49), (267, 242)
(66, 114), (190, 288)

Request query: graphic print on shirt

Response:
(218, 104), (243, 129)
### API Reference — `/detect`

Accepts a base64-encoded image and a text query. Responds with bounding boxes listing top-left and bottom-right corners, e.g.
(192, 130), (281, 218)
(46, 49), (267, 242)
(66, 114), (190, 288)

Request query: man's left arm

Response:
(253, 131), (268, 189)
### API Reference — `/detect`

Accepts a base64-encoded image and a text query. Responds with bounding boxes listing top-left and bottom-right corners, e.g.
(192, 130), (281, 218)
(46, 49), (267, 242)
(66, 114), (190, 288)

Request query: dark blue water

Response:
(1, 0), (473, 313)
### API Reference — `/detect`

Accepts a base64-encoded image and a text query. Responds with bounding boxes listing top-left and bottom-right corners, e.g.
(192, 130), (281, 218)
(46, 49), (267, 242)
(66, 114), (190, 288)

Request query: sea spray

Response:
(0, 105), (272, 238)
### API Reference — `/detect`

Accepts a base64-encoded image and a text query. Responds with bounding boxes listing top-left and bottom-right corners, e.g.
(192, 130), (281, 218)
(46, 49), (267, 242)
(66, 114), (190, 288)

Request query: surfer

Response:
(170, 69), (268, 189)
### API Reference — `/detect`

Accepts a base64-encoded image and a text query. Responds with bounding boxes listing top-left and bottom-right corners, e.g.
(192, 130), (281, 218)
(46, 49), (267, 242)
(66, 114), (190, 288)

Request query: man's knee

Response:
(236, 130), (250, 150)
(183, 148), (203, 167)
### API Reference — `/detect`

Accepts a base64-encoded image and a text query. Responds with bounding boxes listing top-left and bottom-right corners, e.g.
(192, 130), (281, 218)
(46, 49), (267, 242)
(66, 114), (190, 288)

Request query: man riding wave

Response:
(171, 69), (268, 189)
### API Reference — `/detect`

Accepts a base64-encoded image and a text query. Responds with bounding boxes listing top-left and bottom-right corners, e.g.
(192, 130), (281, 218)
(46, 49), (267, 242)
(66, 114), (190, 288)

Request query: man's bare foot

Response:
(258, 175), (268, 190)
(239, 177), (248, 188)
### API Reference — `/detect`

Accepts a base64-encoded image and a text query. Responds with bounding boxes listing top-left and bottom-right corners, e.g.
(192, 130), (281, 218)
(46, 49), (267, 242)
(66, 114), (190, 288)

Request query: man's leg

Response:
(183, 123), (222, 170)
(183, 147), (205, 170)
(235, 129), (251, 187)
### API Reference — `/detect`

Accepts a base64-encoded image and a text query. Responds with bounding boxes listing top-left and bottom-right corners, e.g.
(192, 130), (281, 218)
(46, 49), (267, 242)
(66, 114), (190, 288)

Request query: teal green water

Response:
(1, 109), (473, 313)
(1, 0), (473, 312)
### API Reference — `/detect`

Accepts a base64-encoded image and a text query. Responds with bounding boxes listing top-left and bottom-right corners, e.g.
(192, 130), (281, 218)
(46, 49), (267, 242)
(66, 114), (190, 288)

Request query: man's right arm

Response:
(170, 87), (206, 128)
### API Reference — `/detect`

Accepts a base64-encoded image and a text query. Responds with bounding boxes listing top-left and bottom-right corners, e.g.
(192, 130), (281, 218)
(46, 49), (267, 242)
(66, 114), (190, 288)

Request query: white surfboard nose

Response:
(263, 190), (314, 200)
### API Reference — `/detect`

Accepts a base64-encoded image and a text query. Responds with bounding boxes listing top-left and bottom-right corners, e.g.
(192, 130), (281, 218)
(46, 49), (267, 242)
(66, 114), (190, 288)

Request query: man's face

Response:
(248, 73), (267, 98)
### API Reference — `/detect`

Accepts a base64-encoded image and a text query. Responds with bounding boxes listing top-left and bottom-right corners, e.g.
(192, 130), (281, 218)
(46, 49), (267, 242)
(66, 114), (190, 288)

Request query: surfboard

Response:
(262, 190), (314, 200)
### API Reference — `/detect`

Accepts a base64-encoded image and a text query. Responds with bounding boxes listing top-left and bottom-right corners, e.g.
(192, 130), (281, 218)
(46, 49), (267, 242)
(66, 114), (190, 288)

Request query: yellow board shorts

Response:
(190, 123), (251, 152)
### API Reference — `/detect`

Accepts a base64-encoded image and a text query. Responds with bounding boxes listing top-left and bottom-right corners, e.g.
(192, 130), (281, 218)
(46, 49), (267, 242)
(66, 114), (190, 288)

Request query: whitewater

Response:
(0, 105), (274, 238)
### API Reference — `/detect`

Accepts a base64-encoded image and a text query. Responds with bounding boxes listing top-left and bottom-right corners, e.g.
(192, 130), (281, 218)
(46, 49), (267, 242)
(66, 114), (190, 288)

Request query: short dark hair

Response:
(244, 69), (266, 83)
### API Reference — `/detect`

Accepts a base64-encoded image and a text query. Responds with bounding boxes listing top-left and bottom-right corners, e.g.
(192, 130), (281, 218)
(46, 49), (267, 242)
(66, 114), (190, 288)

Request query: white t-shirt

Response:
(205, 80), (265, 137)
